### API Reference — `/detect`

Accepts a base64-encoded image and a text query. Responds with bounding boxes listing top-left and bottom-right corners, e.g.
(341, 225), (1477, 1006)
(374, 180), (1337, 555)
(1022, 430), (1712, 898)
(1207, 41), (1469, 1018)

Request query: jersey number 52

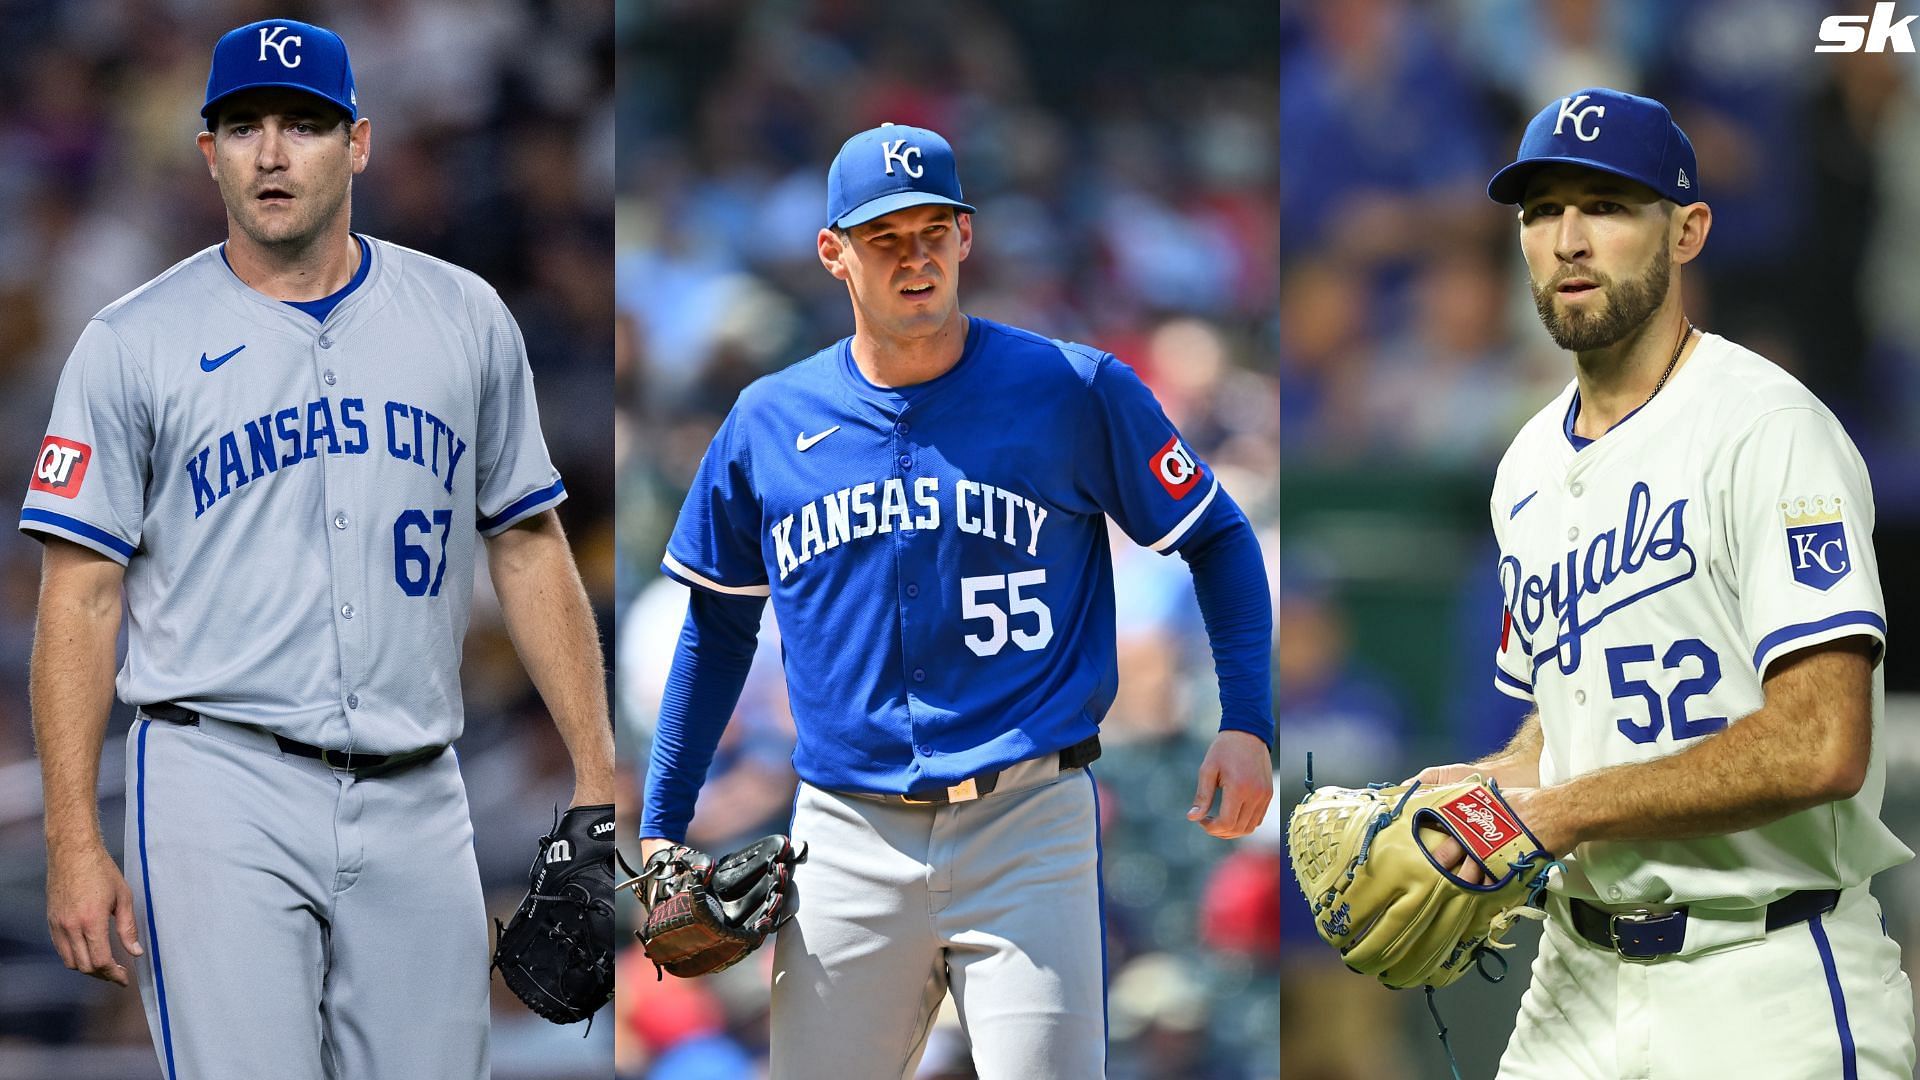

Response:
(1607, 638), (1726, 744)
(961, 570), (1054, 657)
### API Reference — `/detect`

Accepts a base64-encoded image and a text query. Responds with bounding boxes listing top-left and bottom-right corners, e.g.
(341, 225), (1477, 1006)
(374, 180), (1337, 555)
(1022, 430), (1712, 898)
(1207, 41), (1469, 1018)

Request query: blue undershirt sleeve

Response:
(641, 588), (767, 842)
(1172, 489), (1275, 746)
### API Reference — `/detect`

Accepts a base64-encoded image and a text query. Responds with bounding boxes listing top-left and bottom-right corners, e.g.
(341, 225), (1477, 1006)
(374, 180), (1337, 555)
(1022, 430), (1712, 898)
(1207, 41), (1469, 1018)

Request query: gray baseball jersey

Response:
(20, 238), (564, 753)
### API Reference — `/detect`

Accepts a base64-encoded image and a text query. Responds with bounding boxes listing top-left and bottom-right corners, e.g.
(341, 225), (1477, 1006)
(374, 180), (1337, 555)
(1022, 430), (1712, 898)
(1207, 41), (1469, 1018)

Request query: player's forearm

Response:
(30, 550), (124, 855)
(1176, 494), (1275, 744)
(642, 590), (763, 842)
(1473, 712), (1543, 787)
(1527, 642), (1872, 854)
(485, 512), (615, 805)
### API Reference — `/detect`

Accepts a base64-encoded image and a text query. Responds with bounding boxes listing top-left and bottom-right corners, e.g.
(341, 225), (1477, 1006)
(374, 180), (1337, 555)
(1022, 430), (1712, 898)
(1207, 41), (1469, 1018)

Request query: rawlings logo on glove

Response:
(1287, 776), (1556, 990)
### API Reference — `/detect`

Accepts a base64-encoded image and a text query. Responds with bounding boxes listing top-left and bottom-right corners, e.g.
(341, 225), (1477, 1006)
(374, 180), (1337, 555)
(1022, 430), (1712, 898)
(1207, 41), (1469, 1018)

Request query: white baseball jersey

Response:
(1490, 331), (1911, 908)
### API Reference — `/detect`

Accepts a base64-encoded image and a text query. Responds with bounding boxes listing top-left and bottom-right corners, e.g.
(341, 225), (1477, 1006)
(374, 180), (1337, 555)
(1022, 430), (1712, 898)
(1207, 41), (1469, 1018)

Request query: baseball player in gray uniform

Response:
(639, 124), (1276, 1078)
(24, 19), (613, 1080)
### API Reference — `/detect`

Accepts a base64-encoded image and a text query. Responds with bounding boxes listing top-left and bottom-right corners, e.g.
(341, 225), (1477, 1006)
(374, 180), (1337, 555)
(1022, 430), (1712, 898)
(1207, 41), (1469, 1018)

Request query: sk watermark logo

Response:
(1818, 2), (1917, 52)
(1782, 496), (1851, 591)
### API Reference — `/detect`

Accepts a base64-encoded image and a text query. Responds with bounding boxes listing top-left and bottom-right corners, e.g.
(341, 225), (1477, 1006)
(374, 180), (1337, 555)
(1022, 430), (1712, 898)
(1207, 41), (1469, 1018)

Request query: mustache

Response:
(1543, 265), (1612, 290)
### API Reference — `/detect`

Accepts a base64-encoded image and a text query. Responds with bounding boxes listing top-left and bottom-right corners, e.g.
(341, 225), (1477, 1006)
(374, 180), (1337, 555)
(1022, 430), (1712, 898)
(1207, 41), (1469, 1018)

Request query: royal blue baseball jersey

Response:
(662, 315), (1227, 794)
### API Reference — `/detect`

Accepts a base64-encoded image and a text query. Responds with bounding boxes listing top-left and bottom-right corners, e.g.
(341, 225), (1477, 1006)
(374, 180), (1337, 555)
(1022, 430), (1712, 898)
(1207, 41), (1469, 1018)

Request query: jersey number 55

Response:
(961, 570), (1054, 657)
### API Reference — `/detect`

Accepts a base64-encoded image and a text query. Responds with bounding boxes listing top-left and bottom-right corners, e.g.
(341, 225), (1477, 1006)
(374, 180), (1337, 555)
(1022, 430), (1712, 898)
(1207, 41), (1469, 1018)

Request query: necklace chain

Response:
(1647, 320), (1693, 406)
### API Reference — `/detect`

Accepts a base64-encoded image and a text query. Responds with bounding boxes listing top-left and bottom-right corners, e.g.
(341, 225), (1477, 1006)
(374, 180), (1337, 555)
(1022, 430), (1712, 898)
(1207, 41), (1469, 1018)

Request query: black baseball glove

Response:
(626, 834), (807, 979)
(491, 804), (619, 1024)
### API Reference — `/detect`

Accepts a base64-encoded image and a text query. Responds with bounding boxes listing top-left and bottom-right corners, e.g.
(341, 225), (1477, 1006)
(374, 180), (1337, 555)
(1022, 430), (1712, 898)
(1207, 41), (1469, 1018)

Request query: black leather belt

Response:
(879, 734), (1102, 806)
(141, 703), (446, 779)
(1568, 889), (1841, 961)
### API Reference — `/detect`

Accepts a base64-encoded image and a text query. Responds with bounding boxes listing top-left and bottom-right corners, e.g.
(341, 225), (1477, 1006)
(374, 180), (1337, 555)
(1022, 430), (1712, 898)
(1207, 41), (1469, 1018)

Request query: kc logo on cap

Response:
(826, 123), (978, 229)
(1552, 94), (1606, 142)
(1487, 87), (1700, 207)
(258, 25), (303, 68)
(202, 18), (357, 122)
(880, 138), (924, 178)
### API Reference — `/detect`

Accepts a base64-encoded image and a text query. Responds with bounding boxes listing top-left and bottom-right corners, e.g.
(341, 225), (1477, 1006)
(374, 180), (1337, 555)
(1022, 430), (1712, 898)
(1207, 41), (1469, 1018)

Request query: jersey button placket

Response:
(892, 409), (933, 764)
(314, 329), (367, 743)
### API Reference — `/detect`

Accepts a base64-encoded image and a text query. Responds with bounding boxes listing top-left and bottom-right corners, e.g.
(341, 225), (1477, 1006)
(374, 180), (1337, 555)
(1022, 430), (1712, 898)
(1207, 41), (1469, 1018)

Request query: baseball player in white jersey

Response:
(24, 19), (613, 1080)
(1410, 88), (1915, 1078)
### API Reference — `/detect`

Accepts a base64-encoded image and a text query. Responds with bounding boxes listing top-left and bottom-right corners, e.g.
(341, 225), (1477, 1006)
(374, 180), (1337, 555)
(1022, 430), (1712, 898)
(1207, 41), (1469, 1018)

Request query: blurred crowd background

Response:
(1280, 0), (1920, 1075)
(0, 1), (614, 1076)
(614, 0), (1279, 1077)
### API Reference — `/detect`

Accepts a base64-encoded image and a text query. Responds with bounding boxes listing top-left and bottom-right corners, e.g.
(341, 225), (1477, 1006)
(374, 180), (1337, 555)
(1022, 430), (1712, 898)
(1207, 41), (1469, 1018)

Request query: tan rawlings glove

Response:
(1287, 776), (1556, 989)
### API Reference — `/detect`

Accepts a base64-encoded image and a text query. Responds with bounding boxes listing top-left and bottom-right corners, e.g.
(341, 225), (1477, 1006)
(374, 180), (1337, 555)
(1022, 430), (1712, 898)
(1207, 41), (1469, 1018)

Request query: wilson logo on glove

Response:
(491, 804), (618, 1026)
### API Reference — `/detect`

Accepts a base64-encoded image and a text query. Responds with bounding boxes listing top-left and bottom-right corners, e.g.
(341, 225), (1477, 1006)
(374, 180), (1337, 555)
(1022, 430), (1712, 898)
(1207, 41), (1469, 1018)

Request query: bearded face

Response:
(1529, 245), (1672, 352)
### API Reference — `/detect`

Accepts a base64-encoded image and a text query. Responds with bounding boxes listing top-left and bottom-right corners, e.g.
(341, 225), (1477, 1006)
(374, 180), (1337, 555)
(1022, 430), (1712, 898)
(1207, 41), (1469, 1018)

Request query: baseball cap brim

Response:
(834, 190), (977, 230)
(202, 83), (356, 122)
(1488, 155), (1676, 205)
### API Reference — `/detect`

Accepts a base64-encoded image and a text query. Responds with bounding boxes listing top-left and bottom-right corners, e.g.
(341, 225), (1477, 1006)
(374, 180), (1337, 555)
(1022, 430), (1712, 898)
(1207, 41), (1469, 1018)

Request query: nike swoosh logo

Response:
(1509, 491), (1538, 519)
(796, 426), (841, 452)
(199, 345), (246, 372)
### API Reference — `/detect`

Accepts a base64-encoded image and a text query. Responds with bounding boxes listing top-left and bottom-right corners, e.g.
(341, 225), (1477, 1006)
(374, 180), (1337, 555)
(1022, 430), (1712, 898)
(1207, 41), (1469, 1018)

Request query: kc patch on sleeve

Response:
(29, 436), (91, 498)
(1781, 495), (1851, 591)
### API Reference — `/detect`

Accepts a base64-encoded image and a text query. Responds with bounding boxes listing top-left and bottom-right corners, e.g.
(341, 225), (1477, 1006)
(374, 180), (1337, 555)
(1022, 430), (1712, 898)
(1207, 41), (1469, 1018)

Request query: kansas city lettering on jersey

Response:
(771, 477), (1050, 580)
(185, 397), (469, 517)
(1499, 481), (1696, 675)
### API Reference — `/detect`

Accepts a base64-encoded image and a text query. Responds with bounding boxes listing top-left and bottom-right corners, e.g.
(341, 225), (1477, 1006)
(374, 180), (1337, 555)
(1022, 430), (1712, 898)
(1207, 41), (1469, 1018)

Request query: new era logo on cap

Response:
(827, 123), (978, 229)
(1487, 88), (1701, 207)
(203, 18), (358, 122)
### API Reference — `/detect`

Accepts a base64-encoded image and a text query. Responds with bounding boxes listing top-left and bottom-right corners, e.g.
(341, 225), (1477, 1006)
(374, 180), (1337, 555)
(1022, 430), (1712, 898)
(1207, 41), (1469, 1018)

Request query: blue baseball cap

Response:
(203, 19), (357, 123)
(826, 123), (976, 229)
(1487, 89), (1699, 206)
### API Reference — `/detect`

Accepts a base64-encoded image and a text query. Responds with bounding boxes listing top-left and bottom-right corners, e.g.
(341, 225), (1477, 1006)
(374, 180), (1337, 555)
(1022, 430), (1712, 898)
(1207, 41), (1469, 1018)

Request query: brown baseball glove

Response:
(624, 834), (808, 979)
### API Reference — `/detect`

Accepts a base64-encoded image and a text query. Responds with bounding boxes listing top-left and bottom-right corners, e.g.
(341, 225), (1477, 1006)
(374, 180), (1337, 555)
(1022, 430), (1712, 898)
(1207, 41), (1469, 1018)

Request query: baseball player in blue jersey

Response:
(25, 19), (614, 1080)
(639, 123), (1275, 1078)
(1416, 89), (1914, 1077)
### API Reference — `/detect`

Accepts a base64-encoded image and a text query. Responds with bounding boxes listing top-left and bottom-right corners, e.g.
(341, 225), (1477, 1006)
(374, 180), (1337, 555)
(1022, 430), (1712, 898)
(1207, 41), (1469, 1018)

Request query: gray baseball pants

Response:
(123, 711), (490, 1080)
(770, 756), (1108, 1079)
